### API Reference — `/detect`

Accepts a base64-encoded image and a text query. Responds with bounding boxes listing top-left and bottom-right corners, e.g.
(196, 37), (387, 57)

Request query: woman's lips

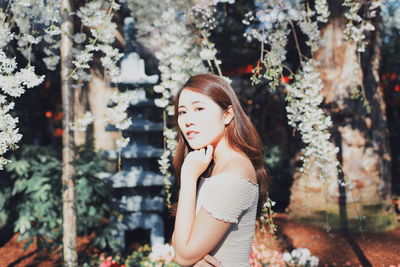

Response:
(186, 131), (199, 140)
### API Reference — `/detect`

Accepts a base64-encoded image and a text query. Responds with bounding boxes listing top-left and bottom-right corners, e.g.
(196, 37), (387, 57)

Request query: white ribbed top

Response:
(195, 172), (259, 267)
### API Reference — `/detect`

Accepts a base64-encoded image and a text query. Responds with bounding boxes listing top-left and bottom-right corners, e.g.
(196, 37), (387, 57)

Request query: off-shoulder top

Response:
(195, 172), (259, 267)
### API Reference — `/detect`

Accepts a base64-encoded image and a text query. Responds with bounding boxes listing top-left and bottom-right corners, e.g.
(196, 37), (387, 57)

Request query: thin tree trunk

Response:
(61, 0), (77, 265)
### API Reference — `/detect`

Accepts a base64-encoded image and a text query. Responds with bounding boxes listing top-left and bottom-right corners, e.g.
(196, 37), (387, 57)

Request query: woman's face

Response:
(177, 89), (227, 150)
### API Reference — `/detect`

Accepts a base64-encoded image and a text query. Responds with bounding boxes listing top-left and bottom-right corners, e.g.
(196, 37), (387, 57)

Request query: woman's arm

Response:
(173, 205), (231, 266)
(172, 230), (221, 267)
(172, 146), (231, 266)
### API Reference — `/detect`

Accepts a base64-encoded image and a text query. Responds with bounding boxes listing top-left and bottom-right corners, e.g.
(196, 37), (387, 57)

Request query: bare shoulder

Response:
(220, 153), (257, 184)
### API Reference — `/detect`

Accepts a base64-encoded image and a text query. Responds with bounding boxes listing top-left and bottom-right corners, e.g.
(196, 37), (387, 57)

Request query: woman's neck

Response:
(211, 135), (239, 174)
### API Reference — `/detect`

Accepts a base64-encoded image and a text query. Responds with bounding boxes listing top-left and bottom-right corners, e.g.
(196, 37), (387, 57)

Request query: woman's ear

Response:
(224, 105), (234, 125)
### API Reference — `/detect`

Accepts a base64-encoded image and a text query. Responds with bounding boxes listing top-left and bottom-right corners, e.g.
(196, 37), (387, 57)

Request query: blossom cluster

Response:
(105, 90), (146, 131)
(0, 3), (50, 170)
(66, 1), (125, 136)
(314, 0), (330, 23)
(9, 0), (61, 68)
(282, 248), (319, 267)
(0, 49), (44, 169)
(190, 1), (236, 79)
(298, 3), (327, 52)
(189, 1), (218, 31)
(70, 111), (94, 132)
(342, 0), (382, 52)
(74, 0), (123, 83)
(243, 1), (296, 90)
(189, 0), (236, 31)
(245, 1), (340, 184)
(285, 59), (339, 180)
(125, 0), (208, 207)
(2, 0), (127, 155)
(0, 12), (14, 49)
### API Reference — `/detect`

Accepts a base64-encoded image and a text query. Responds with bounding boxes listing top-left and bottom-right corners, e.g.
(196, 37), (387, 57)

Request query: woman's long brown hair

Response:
(172, 74), (269, 218)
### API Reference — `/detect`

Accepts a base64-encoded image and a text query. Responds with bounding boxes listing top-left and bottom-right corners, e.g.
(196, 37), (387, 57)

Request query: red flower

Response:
(53, 128), (63, 137)
(45, 111), (52, 118)
(99, 257), (125, 267)
(281, 76), (290, 84)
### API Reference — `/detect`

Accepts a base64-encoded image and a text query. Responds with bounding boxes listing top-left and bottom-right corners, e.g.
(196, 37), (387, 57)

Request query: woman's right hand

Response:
(180, 145), (214, 182)
(193, 254), (222, 267)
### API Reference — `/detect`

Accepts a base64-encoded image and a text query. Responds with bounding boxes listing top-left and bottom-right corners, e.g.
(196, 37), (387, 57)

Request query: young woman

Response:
(171, 74), (269, 267)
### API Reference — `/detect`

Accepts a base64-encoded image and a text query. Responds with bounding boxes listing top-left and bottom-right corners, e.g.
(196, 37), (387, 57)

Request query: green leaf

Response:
(7, 159), (30, 177)
(12, 178), (27, 195)
(15, 215), (32, 234)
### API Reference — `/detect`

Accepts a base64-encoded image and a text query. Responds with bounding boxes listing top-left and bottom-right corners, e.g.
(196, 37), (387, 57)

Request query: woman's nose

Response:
(183, 113), (195, 127)
(185, 119), (194, 127)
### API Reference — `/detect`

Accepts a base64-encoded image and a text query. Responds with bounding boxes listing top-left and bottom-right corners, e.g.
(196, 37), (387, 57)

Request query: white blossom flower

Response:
(90, 22), (117, 44)
(0, 51), (17, 74)
(216, 0), (235, 3)
(149, 243), (175, 263)
(222, 76), (232, 84)
(153, 85), (165, 93)
(70, 111), (94, 132)
(299, 8), (324, 52)
(163, 128), (177, 140)
(155, 98), (169, 108)
(285, 59), (340, 180)
(199, 48), (217, 60)
(45, 25), (61, 36)
(73, 51), (93, 69)
(43, 55), (60, 71)
(116, 137), (130, 149)
(315, 0), (330, 23)
(0, 18), (15, 49)
(282, 248), (319, 267)
(77, 1), (107, 28)
(73, 33), (86, 44)
(0, 76), (25, 97)
(343, 0), (376, 52)
(126, 0), (208, 203)
(17, 66), (44, 88)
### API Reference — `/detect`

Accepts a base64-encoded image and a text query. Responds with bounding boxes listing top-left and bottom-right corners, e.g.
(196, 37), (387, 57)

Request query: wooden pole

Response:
(60, 0), (77, 265)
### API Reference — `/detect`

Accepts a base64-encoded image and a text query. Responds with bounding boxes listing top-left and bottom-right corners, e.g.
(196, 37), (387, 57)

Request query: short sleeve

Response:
(201, 173), (258, 223)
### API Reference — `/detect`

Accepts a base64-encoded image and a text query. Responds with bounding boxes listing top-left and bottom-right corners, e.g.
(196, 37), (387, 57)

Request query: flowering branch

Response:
(125, 0), (208, 207)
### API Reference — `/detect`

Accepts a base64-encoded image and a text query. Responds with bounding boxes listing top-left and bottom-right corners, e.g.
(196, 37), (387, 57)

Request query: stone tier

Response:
(105, 144), (163, 159)
(107, 168), (167, 188)
(118, 195), (164, 212)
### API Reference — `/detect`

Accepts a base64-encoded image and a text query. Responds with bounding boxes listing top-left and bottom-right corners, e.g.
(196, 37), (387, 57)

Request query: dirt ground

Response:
(0, 214), (399, 267)
(254, 213), (400, 267)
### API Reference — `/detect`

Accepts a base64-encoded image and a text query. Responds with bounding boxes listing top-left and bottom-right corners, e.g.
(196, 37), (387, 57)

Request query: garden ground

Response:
(1, 213), (399, 266)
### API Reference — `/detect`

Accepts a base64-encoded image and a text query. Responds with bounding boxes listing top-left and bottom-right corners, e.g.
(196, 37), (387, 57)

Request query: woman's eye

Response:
(178, 110), (186, 116)
(195, 107), (204, 112)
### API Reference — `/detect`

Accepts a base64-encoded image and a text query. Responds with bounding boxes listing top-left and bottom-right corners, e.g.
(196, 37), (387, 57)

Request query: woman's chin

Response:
(188, 142), (208, 150)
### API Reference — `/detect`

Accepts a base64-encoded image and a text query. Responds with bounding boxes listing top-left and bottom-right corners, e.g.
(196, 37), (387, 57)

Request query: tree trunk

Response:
(88, 69), (121, 151)
(288, 4), (398, 231)
(60, 0), (77, 265)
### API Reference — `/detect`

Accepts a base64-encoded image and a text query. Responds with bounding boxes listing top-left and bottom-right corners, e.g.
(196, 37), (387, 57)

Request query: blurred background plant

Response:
(0, 143), (120, 262)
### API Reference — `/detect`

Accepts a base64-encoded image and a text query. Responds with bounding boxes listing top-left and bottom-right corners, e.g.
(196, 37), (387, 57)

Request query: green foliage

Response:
(124, 244), (178, 267)
(125, 244), (152, 267)
(264, 145), (284, 170)
(0, 177), (12, 229)
(4, 144), (120, 254)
